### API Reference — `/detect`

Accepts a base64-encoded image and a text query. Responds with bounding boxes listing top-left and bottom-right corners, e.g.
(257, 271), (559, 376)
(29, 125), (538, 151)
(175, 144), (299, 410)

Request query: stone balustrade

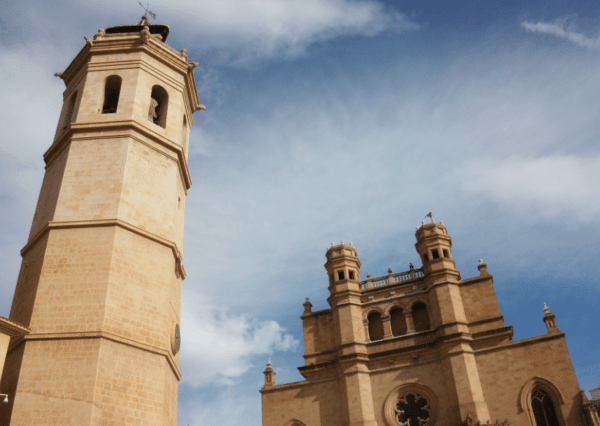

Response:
(360, 268), (425, 290)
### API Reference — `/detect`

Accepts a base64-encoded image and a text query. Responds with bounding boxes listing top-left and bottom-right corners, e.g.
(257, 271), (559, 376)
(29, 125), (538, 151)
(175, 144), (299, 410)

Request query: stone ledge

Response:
(0, 316), (30, 337)
(21, 218), (186, 280)
(22, 330), (181, 381)
(46, 120), (192, 191)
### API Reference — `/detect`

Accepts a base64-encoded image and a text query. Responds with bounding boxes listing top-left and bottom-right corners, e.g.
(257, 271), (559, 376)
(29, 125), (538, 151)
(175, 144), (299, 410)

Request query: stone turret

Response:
(543, 302), (560, 334)
(415, 220), (460, 283)
(263, 359), (276, 388)
(324, 241), (361, 294)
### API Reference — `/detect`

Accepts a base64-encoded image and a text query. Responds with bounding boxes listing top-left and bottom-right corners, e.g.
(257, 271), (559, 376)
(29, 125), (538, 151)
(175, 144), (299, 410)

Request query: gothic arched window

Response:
(148, 85), (168, 127)
(390, 308), (407, 337)
(412, 303), (430, 332)
(368, 312), (384, 341)
(102, 75), (122, 114)
(531, 388), (560, 426)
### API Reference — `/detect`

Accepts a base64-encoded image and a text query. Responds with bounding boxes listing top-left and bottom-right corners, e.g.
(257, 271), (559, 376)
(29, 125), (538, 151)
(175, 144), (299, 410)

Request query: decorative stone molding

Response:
(460, 413), (510, 426)
(0, 316), (30, 337)
(284, 420), (307, 426)
(93, 28), (104, 40)
(140, 26), (151, 44)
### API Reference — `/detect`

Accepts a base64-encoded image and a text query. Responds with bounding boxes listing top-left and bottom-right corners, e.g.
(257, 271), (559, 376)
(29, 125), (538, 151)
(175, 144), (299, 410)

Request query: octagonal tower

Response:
(1, 18), (204, 425)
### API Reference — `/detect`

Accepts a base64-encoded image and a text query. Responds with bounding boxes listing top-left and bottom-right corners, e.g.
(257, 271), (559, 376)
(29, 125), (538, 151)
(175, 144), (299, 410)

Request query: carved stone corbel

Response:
(140, 26), (151, 44)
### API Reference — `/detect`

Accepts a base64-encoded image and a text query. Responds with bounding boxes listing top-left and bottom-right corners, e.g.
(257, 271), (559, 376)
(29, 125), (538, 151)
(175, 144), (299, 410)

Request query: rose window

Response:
(394, 393), (432, 426)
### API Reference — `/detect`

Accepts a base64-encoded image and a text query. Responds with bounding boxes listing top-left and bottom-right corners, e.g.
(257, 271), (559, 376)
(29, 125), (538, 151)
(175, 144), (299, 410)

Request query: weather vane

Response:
(137, 1), (157, 20)
(425, 212), (435, 223)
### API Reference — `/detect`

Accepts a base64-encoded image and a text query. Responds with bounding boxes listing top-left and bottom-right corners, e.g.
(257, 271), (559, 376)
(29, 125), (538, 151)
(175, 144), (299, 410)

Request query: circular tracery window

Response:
(394, 393), (432, 426)
(384, 385), (437, 426)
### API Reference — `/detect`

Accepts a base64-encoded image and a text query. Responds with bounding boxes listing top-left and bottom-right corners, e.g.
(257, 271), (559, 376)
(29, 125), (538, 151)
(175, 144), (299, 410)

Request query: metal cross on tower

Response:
(137, 1), (157, 20)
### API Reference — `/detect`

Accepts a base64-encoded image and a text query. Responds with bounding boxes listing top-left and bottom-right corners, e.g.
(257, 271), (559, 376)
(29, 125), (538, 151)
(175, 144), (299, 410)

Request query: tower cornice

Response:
(45, 120), (192, 190)
(58, 31), (204, 113)
(20, 219), (186, 280)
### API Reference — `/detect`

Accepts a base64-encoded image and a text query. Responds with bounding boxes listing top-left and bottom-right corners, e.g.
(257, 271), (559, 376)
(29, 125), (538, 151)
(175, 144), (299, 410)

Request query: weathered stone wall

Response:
(261, 379), (342, 426)
(477, 335), (586, 426)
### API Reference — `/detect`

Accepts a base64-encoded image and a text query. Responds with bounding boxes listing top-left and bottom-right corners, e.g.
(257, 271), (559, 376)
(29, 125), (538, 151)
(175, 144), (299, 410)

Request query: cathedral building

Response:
(260, 220), (600, 426)
(0, 16), (203, 425)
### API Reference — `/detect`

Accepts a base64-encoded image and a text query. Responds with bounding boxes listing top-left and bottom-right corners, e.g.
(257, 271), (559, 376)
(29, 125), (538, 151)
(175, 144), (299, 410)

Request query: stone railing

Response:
(360, 268), (424, 290)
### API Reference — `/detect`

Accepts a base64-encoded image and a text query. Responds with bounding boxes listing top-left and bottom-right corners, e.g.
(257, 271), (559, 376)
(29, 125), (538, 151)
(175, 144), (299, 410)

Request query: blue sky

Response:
(1, 1), (600, 425)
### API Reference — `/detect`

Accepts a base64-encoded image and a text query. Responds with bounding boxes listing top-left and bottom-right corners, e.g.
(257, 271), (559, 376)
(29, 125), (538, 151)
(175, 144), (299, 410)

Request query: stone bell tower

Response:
(324, 242), (378, 426)
(0, 16), (204, 425)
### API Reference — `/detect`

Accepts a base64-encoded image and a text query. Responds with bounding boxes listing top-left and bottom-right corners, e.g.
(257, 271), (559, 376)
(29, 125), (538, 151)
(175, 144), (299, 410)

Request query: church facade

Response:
(0, 17), (203, 425)
(261, 221), (600, 426)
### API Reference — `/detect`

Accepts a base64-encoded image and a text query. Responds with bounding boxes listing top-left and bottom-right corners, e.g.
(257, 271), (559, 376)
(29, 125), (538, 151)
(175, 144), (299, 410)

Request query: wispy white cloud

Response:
(522, 20), (600, 49)
(165, 0), (418, 63)
(180, 292), (298, 388)
(455, 155), (600, 221)
(4, 1), (418, 65)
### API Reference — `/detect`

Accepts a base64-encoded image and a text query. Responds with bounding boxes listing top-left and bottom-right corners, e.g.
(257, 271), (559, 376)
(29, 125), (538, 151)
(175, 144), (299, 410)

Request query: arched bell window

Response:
(62, 90), (78, 129)
(390, 308), (407, 337)
(102, 75), (122, 114)
(412, 303), (431, 332)
(148, 85), (168, 128)
(368, 312), (384, 341)
(531, 388), (560, 426)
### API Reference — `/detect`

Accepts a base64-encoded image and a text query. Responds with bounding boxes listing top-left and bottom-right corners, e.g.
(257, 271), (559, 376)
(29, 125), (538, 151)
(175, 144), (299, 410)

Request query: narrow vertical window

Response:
(63, 90), (78, 129)
(412, 303), (431, 332)
(368, 312), (384, 341)
(102, 75), (122, 114)
(181, 115), (189, 153)
(531, 389), (560, 426)
(148, 85), (168, 128)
